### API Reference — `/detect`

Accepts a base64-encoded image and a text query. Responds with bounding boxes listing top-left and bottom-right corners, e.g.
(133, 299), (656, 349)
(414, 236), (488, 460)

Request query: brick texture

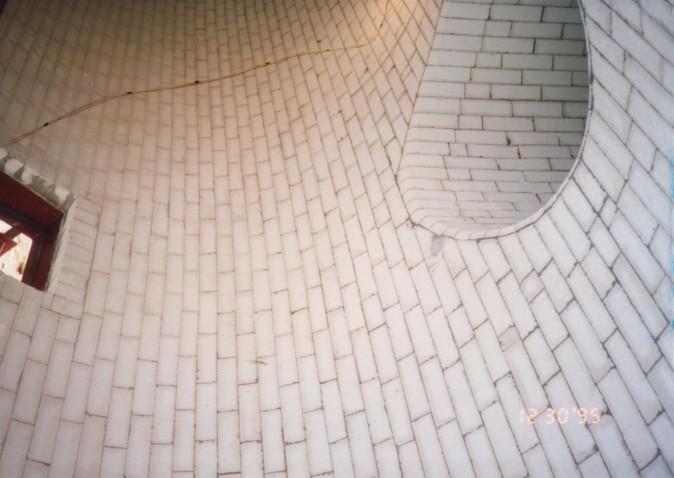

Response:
(0, 0), (672, 477)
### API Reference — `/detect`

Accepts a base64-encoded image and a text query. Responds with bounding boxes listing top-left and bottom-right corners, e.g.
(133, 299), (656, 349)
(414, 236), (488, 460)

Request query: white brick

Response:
(419, 358), (454, 426)
(503, 53), (553, 70)
(49, 421), (81, 478)
(372, 262), (398, 310)
(439, 18), (486, 36)
(629, 163), (671, 230)
(648, 359), (674, 420)
(217, 412), (240, 474)
(195, 441), (218, 478)
(410, 263), (442, 315)
(336, 356), (364, 415)
(438, 421), (476, 477)
(62, 363), (92, 424)
(429, 260), (461, 313)
(87, 359), (114, 417)
(642, 456), (673, 478)
(545, 374), (596, 462)
(512, 21), (563, 39)
(384, 304), (414, 359)
(533, 407), (581, 478)
(531, 291), (567, 349)
(522, 446), (554, 478)
(442, 2), (490, 19)
(282, 441), (309, 478)
(444, 363), (482, 434)
(465, 427), (501, 477)
(374, 440), (401, 478)
(593, 116), (631, 176)
(280, 384), (305, 444)
(391, 262), (419, 312)
(124, 416), (152, 478)
(446, 307), (474, 347)
(330, 439), (355, 478)
(0, 421), (32, 478)
(360, 379), (392, 445)
(435, 34), (483, 53)
(650, 413), (674, 474)
(13, 360), (46, 424)
(392, 441), (422, 477)
(581, 139), (624, 201)
(0, 332), (30, 391)
(427, 309), (460, 367)
(461, 99), (512, 116)
(522, 270), (544, 302)
(76, 416), (108, 478)
(614, 15), (662, 78)
(554, 339), (605, 409)
(413, 414), (450, 478)
(605, 286), (660, 372)
(305, 410), (332, 475)
(578, 452), (611, 478)
(499, 274), (536, 337)
(260, 410), (285, 473)
(541, 263), (573, 312)
(275, 334), (298, 386)
(567, 267), (615, 341)
(580, 248), (615, 299)
(519, 226), (551, 272)
(28, 396), (62, 464)
(474, 322), (508, 381)
(628, 91), (670, 159)
(398, 354), (429, 420)
(346, 412), (378, 478)
(482, 402), (527, 477)
(524, 330), (559, 384)
(461, 339), (497, 411)
(23, 461), (49, 478)
(298, 356), (322, 412)
(455, 270), (487, 328)
(105, 387), (132, 448)
(494, 5), (544, 21)
(606, 332), (662, 423)
(477, 239), (510, 281)
(369, 325), (399, 384)
(613, 255), (668, 336)
(505, 340), (547, 410)
(599, 370), (658, 468)
(495, 375), (539, 453)
(561, 302), (610, 380)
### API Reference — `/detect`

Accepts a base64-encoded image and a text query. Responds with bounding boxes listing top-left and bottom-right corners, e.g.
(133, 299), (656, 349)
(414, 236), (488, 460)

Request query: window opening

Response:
(0, 171), (63, 290)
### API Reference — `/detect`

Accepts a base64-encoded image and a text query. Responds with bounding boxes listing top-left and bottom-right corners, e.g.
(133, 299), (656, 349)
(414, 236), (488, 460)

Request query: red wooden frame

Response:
(0, 172), (62, 290)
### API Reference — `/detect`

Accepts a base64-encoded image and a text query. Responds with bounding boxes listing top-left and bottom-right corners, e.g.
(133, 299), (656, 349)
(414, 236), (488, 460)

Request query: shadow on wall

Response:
(399, 0), (590, 237)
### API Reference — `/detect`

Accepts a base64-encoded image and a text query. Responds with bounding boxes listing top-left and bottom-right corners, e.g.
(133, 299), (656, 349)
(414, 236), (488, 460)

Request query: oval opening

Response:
(400, 0), (589, 236)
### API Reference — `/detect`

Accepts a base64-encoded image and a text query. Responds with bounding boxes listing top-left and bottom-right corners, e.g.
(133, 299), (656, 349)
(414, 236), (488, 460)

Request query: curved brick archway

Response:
(399, 0), (590, 235)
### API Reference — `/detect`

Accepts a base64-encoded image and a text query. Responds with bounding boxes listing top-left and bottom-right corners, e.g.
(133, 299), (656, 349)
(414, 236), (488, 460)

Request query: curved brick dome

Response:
(0, 0), (671, 476)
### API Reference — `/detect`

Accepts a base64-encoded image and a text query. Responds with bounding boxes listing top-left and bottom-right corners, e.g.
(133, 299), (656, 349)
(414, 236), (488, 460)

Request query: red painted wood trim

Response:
(0, 172), (63, 290)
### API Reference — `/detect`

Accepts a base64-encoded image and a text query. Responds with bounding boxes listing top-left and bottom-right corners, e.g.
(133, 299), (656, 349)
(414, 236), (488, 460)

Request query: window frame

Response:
(0, 172), (63, 290)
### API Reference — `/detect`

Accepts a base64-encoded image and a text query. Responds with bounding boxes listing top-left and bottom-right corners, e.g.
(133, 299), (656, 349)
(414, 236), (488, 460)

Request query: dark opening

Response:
(0, 172), (62, 290)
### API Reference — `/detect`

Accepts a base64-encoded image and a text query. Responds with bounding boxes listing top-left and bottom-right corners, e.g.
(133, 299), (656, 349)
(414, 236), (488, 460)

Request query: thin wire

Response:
(3, 0), (392, 147)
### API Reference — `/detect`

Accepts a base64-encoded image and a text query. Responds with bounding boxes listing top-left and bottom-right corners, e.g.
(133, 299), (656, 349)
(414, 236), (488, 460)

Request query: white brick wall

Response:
(400, 0), (590, 232)
(0, 0), (672, 477)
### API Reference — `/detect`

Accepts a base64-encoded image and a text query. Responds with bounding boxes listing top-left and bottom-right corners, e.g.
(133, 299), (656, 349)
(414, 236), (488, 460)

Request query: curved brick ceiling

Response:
(0, 0), (672, 477)
(399, 0), (590, 234)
